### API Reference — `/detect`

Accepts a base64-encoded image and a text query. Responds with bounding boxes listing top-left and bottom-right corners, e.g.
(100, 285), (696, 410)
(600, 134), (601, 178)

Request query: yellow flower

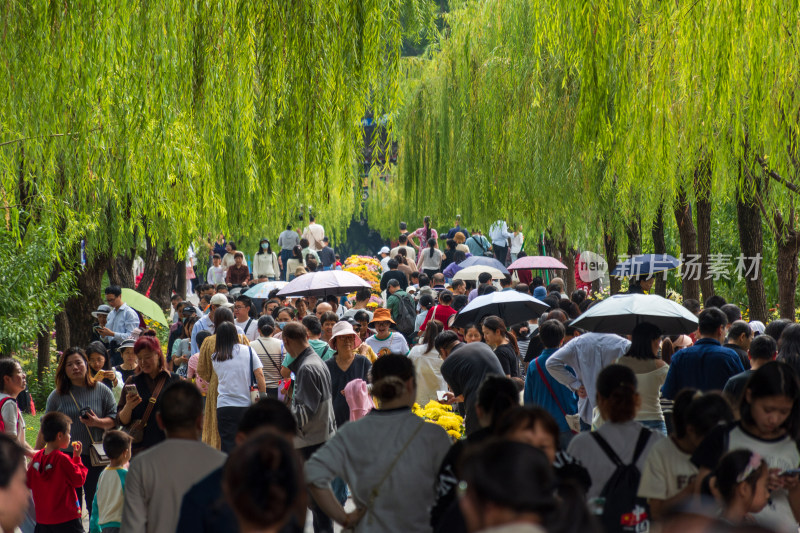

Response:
(447, 429), (462, 440)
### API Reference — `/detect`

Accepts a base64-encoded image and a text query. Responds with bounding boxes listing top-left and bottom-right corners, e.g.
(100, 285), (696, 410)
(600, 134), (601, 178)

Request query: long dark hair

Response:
(214, 322), (239, 362)
(624, 322), (662, 360)
(423, 215), (431, 242)
(740, 361), (800, 440)
(482, 315), (519, 356)
(86, 341), (110, 370)
(461, 440), (597, 533)
(778, 324), (800, 375)
(427, 237), (436, 259)
(56, 347), (96, 395)
(422, 320), (444, 353)
(258, 238), (273, 255)
(292, 245), (302, 260)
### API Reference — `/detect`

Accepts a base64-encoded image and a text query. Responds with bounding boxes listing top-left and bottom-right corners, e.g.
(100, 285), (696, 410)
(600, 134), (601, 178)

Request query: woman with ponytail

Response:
(305, 354), (451, 532)
(459, 440), (597, 533)
(431, 375), (520, 532)
(566, 365), (662, 500)
(417, 237), (443, 278)
(482, 316), (521, 379)
(411, 215), (439, 248)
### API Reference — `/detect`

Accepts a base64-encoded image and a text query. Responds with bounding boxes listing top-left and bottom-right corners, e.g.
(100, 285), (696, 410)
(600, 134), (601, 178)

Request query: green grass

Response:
(23, 413), (40, 448)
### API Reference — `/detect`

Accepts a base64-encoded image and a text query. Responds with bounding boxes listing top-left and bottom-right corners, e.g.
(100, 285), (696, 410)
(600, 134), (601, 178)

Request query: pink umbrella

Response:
(508, 256), (568, 271)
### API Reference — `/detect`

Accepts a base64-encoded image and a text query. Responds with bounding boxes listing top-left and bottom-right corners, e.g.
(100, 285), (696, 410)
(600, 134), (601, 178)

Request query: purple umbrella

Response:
(276, 270), (371, 298)
(508, 256), (568, 271)
(458, 256), (510, 275)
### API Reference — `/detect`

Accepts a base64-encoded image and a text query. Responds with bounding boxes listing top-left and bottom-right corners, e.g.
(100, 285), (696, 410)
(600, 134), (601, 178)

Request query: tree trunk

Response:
(773, 211), (799, 320)
(108, 252), (136, 289)
(148, 246), (177, 310)
(651, 204), (667, 297)
(136, 238), (159, 294)
(36, 327), (51, 382)
(695, 162), (715, 301)
(64, 253), (110, 349)
(736, 164), (768, 322)
(603, 223), (621, 295)
(673, 188), (700, 302)
(175, 257), (187, 300)
(626, 216), (642, 257)
(54, 311), (70, 352)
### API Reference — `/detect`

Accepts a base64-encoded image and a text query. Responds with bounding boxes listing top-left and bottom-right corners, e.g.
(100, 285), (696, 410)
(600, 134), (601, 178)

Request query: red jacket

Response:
(420, 304), (457, 331)
(27, 448), (88, 524)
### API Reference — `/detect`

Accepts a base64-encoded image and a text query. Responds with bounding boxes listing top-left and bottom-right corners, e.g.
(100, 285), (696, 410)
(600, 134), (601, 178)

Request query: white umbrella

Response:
(276, 270), (371, 298)
(453, 265), (505, 282)
(244, 281), (288, 299)
(452, 291), (550, 328)
(570, 294), (698, 335)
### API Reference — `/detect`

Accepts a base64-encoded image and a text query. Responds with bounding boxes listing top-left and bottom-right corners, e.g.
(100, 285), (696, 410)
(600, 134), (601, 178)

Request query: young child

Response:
(27, 412), (88, 533)
(693, 361), (800, 531)
(89, 430), (132, 533)
(713, 450), (770, 526)
(206, 254), (225, 285)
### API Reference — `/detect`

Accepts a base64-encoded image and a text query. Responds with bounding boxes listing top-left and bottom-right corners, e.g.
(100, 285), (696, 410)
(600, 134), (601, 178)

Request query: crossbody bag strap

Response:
(366, 420), (426, 524)
(139, 375), (168, 428)
(632, 428), (652, 463)
(249, 346), (256, 387)
(257, 339), (282, 373)
(534, 359), (568, 416)
(69, 392), (99, 445)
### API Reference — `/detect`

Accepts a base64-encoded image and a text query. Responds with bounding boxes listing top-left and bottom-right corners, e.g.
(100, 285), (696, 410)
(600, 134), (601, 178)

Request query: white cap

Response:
(379, 246), (390, 255)
(210, 293), (233, 308)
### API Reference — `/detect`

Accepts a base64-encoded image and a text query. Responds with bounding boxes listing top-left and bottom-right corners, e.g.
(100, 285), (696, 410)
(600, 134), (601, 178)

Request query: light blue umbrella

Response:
(458, 256), (510, 275)
(244, 281), (288, 299)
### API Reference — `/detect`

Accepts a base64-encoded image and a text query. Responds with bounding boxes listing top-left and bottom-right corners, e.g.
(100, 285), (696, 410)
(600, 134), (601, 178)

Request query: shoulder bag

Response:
(534, 359), (580, 434)
(68, 392), (109, 467)
(123, 374), (167, 444)
(249, 346), (260, 404)
(345, 419), (426, 531)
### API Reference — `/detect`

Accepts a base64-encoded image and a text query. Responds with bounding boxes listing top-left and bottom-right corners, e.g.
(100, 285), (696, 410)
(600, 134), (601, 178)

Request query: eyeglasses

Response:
(233, 305), (247, 310)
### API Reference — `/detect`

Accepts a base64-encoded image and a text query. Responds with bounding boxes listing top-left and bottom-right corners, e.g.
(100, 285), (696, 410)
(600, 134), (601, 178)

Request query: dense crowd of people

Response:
(3, 215), (800, 533)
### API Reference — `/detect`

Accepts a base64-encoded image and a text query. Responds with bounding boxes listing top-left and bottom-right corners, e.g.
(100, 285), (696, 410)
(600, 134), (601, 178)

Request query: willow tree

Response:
(372, 0), (604, 263)
(392, 0), (800, 319)
(1, 0), (434, 346)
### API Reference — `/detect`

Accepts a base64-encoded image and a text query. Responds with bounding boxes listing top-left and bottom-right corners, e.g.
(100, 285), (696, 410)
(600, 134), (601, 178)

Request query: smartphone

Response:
(436, 390), (448, 401)
(124, 384), (139, 397)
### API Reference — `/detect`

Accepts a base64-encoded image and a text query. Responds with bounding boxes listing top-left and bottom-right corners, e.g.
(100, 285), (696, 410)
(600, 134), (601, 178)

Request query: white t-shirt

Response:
(638, 437), (697, 501)
(0, 393), (24, 445)
(234, 318), (259, 342)
(693, 423), (800, 532)
(211, 344), (263, 408)
(365, 332), (409, 357)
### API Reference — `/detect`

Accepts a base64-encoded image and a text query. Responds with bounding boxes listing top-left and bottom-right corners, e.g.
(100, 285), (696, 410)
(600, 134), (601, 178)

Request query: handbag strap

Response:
(366, 420), (426, 524)
(139, 375), (168, 428)
(68, 391), (99, 445)
(534, 358), (568, 417)
(257, 339), (282, 373)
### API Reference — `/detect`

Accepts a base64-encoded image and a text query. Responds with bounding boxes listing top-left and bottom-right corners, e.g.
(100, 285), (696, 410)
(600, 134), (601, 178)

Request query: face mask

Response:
(278, 322), (287, 329)
(261, 243), (269, 249)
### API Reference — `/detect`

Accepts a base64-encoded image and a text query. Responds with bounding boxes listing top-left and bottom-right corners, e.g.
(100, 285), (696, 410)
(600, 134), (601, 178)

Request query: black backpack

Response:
(591, 429), (651, 533)
(392, 292), (417, 335)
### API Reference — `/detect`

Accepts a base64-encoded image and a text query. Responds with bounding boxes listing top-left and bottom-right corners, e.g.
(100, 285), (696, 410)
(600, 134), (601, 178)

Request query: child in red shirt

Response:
(27, 412), (88, 533)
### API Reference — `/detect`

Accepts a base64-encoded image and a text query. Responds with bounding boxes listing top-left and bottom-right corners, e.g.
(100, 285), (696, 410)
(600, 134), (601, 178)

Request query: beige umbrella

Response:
(452, 265), (505, 281)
